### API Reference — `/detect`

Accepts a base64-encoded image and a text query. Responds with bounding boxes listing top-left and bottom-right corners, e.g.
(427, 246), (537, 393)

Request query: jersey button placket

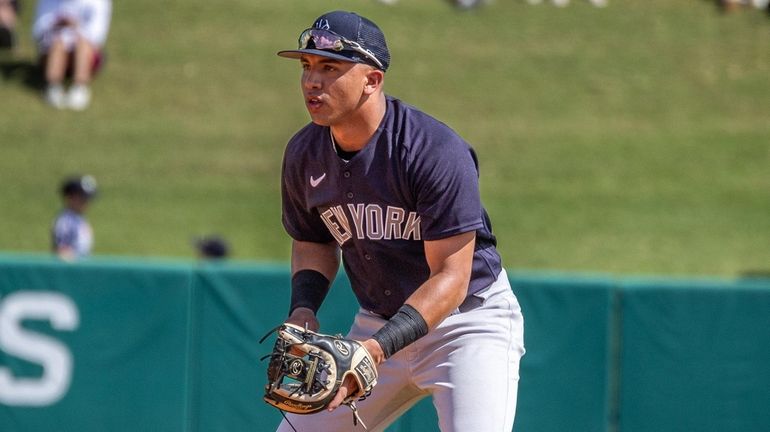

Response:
(342, 167), (354, 201)
(343, 170), (353, 200)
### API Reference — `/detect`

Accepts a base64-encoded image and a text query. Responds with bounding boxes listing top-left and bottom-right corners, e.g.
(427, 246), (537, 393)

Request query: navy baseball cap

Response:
(194, 235), (230, 259)
(277, 11), (390, 72)
(60, 175), (98, 199)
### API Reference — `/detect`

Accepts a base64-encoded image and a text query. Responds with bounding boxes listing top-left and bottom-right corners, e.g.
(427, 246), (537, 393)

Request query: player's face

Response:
(65, 194), (90, 213)
(299, 54), (372, 126)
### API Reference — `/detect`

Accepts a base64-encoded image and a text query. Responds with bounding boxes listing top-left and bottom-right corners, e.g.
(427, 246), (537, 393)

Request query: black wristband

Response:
(289, 270), (330, 315)
(371, 304), (429, 359)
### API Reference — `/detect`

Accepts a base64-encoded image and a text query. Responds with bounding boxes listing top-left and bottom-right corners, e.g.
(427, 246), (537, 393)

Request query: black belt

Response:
(457, 293), (484, 313)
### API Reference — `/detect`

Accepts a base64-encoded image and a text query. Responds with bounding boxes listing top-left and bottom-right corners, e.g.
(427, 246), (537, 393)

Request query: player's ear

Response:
(363, 68), (384, 95)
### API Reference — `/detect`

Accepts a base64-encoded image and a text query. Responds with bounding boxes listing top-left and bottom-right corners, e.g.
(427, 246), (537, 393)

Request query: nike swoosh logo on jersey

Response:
(310, 173), (327, 188)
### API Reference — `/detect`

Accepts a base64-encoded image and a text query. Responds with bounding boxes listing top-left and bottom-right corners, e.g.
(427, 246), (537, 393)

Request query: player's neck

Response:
(331, 95), (386, 152)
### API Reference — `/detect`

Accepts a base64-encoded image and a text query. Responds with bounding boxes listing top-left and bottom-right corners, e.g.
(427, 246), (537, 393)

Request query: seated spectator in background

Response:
(720, 0), (743, 11)
(453, 0), (491, 9)
(33, 0), (112, 110)
(720, 0), (770, 11)
(194, 235), (230, 260)
(526, 0), (608, 7)
(0, 0), (19, 49)
(377, 0), (491, 10)
(52, 175), (98, 261)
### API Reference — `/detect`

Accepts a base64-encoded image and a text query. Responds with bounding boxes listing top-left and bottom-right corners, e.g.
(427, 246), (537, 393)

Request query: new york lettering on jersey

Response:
(319, 203), (421, 245)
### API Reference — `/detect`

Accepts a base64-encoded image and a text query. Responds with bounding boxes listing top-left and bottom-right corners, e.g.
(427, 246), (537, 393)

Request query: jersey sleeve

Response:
(280, 143), (335, 244)
(411, 130), (485, 241)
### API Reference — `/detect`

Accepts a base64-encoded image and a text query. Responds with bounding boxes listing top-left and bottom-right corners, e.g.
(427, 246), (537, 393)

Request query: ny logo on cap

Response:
(314, 19), (330, 30)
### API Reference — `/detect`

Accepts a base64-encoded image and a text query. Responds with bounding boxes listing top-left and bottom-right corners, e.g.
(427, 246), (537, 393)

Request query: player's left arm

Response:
(362, 230), (475, 359)
(328, 231), (475, 411)
(403, 230), (476, 327)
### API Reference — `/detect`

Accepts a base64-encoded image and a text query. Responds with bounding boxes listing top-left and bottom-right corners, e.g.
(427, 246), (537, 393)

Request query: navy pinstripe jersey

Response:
(282, 96), (502, 318)
(51, 208), (93, 258)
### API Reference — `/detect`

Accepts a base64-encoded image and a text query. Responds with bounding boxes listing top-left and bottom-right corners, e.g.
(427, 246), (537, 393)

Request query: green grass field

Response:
(1, 0), (768, 277)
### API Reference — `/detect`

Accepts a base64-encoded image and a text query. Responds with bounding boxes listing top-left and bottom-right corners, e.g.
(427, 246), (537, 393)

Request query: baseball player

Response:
(276, 10), (525, 431)
(51, 174), (97, 261)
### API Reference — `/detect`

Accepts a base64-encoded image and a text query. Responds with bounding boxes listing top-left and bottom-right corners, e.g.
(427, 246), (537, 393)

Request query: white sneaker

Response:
(45, 84), (66, 109)
(67, 84), (92, 111)
(590, 0), (608, 7)
(552, 0), (570, 6)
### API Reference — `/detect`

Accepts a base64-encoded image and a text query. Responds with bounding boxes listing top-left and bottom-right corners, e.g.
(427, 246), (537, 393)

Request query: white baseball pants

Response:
(276, 269), (525, 432)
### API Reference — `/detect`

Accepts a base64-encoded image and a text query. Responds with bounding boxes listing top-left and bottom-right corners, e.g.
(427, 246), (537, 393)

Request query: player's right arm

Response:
(285, 239), (340, 332)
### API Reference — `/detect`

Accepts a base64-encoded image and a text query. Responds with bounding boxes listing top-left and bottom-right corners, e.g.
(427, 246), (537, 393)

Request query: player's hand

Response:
(56, 247), (77, 262)
(284, 308), (320, 357)
(327, 374), (358, 411)
(285, 307), (319, 332)
(362, 338), (386, 365)
(326, 338), (384, 411)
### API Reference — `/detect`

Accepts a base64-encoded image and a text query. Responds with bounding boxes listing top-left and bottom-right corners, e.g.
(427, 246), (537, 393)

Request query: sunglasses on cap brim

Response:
(298, 28), (384, 70)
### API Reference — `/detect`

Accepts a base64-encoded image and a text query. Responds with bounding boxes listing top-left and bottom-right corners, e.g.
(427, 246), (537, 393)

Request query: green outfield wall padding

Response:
(187, 263), (361, 432)
(509, 274), (618, 432)
(618, 280), (770, 432)
(187, 264), (290, 432)
(0, 257), (192, 432)
(1, 255), (769, 432)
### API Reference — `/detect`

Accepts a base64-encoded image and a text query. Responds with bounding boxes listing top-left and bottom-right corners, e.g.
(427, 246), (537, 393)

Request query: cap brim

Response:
(277, 49), (361, 64)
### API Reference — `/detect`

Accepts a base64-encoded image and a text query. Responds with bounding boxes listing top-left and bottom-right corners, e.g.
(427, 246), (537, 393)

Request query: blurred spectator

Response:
(453, 0), (490, 9)
(52, 174), (98, 261)
(194, 235), (230, 260)
(377, 0), (492, 10)
(526, 0), (608, 7)
(32, 0), (112, 110)
(0, 0), (19, 49)
(720, 0), (770, 11)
